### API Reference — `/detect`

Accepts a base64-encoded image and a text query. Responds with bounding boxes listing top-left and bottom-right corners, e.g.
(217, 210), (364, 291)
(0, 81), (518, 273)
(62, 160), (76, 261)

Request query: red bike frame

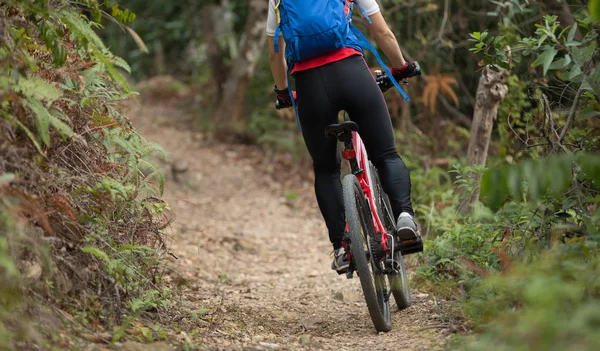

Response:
(344, 131), (390, 254)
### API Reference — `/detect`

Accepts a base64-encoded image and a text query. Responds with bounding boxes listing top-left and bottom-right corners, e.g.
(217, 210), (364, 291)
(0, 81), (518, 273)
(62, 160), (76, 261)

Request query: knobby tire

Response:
(368, 162), (411, 311)
(343, 174), (392, 332)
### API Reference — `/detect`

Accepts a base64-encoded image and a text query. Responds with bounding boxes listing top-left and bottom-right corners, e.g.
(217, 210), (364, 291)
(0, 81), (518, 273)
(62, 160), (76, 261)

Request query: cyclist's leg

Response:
(294, 69), (345, 250)
(337, 56), (414, 218)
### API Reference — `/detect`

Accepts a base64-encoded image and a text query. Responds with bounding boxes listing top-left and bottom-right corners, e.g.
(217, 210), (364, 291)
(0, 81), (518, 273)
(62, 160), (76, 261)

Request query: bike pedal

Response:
(399, 236), (424, 256)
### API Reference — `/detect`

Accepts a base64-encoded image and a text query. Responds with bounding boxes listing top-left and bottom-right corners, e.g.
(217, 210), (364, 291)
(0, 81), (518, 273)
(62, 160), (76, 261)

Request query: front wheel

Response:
(343, 174), (392, 332)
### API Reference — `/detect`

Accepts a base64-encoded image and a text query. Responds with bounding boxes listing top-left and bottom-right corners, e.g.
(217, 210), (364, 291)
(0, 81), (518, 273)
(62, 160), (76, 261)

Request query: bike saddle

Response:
(324, 121), (359, 140)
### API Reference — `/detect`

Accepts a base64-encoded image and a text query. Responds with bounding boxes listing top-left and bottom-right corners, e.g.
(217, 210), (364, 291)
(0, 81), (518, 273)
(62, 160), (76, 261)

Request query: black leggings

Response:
(294, 55), (413, 250)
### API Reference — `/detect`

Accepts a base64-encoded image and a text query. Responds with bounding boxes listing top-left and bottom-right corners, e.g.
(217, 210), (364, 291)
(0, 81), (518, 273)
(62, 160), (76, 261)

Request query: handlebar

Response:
(276, 70), (408, 109)
(374, 70), (409, 93)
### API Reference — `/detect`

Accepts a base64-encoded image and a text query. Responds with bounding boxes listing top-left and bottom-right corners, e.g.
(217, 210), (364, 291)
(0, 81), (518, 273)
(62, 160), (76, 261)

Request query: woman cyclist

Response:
(266, 0), (422, 272)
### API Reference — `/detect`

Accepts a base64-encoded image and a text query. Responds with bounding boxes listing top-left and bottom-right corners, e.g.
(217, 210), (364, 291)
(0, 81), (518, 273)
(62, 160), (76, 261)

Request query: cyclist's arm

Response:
(268, 36), (288, 90)
(362, 11), (407, 68)
(266, 0), (288, 90)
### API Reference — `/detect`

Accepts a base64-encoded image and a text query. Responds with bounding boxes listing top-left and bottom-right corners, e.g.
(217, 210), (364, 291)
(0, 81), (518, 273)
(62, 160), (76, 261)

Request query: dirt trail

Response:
(129, 99), (449, 351)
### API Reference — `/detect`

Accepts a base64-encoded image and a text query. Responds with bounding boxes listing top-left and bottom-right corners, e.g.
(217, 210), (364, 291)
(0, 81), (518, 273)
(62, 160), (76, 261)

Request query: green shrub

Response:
(0, 1), (170, 347)
(461, 243), (600, 351)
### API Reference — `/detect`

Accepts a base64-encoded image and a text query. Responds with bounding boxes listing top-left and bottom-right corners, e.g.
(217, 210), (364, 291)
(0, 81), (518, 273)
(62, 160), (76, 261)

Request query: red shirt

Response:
(290, 48), (362, 75)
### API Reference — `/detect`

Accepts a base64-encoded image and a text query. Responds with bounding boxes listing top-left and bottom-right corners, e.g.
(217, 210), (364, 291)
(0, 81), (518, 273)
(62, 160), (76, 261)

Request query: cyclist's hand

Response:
(391, 61), (422, 82)
(376, 73), (394, 93)
(274, 86), (296, 109)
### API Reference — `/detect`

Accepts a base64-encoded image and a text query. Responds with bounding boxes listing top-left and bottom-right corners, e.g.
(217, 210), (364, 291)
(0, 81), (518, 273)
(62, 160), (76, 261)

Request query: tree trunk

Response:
(153, 42), (165, 76)
(203, 1), (229, 102)
(456, 66), (509, 214)
(213, 0), (267, 140)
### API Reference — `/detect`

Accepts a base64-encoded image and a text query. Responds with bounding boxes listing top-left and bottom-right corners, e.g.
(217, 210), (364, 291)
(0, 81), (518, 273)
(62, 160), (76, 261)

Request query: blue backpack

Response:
(273, 0), (410, 129)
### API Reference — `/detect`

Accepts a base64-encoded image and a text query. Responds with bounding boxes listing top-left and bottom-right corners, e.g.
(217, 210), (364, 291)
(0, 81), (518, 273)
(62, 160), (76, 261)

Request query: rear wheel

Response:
(369, 162), (411, 310)
(343, 174), (392, 332)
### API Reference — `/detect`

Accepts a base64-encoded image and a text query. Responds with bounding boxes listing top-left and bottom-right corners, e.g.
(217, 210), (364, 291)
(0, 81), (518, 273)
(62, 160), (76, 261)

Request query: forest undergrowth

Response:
(1, 0), (600, 350)
(0, 1), (174, 349)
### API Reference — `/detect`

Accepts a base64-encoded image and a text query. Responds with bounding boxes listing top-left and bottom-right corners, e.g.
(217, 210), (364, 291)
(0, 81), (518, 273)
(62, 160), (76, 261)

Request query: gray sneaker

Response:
(331, 247), (349, 273)
(396, 212), (419, 242)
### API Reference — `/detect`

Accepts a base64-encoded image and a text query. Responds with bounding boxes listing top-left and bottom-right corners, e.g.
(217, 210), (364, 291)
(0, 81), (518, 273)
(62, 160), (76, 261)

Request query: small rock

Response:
(333, 291), (344, 301)
(180, 301), (196, 310)
(225, 151), (237, 159)
(258, 342), (280, 349)
(171, 159), (189, 183)
(171, 274), (189, 287)
(298, 334), (311, 345)
(234, 238), (258, 253)
(192, 133), (204, 142)
(23, 260), (42, 280)
(172, 161), (188, 172)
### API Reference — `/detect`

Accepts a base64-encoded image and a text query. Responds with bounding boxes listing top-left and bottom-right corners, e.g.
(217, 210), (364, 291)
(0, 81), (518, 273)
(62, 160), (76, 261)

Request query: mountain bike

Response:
(277, 70), (423, 332)
(325, 72), (422, 333)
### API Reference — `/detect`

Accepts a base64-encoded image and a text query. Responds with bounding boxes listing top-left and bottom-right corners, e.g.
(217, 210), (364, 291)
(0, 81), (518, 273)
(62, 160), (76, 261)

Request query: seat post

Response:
(324, 121), (362, 175)
(340, 138), (362, 175)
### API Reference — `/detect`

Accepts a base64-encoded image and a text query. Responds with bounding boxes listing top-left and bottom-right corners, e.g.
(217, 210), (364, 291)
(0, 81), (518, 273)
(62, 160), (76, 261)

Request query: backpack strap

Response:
(274, 26), (281, 53)
(287, 75), (301, 132)
(350, 24), (410, 102)
(273, 0), (282, 53)
(348, 4), (410, 102)
(352, 1), (372, 24)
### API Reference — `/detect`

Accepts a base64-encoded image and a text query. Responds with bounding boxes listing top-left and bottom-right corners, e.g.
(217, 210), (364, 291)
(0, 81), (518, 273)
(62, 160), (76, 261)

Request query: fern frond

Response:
(81, 64), (108, 93)
(60, 10), (132, 93)
(6, 113), (45, 155)
(15, 76), (62, 106)
(143, 141), (167, 161)
(95, 48), (131, 92)
(138, 158), (165, 195)
(81, 246), (110, 262)
(24, 99), (51, 146)
(60, 11), (108, 53)
(112, 133), (136, 155)
(111, 55), (131, 74)
(24, 99), (75, 145)
(48, 112), (75, 140)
